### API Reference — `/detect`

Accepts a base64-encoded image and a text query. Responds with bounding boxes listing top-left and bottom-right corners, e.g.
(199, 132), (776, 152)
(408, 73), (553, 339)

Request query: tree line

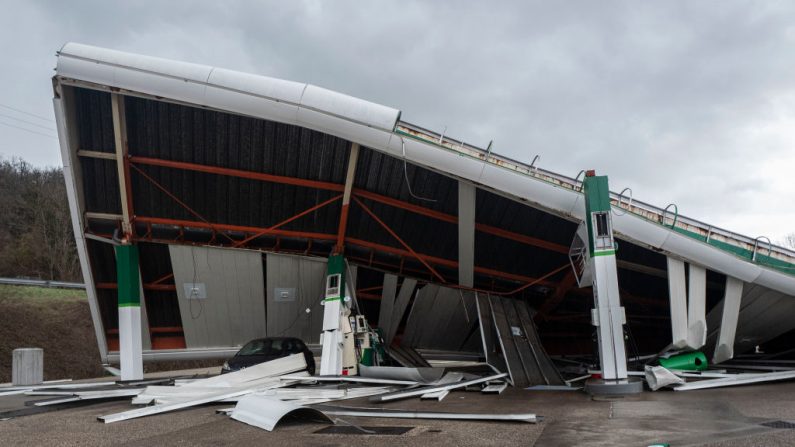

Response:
(0, 158), (80, 282)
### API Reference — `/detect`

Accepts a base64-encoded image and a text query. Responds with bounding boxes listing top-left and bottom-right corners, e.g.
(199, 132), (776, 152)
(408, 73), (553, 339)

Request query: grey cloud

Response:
(1, 0), (793, 238)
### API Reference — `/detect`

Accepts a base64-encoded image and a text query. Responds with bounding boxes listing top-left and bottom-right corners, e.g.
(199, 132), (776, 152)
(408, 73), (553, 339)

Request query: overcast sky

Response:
(1, 1), (793, 242)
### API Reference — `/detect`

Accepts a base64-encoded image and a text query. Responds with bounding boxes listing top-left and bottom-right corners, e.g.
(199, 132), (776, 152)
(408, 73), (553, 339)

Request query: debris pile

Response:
(7, 353), (534, 432)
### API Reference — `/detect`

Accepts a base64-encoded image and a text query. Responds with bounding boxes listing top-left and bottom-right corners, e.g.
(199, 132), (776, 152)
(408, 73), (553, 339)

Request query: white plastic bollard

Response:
(12, 348), (44, 386)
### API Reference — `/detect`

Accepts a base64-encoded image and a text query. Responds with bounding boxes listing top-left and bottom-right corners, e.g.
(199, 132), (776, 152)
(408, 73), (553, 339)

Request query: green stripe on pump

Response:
(116, 244), (141, 307)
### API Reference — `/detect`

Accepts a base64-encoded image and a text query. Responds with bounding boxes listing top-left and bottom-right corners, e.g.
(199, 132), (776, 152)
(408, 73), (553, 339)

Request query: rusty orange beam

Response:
(149, 273), (174, 285)
(132, 215), (560, 289)
(233, 194), (342, 248)
(345, 237), (557, 287)
(352, 195), (447, 284)
(357, 292), (382, 301)
(135, 216), (337, 242)
(352, 191), (568, 254)
(535, 269), (578, 321)
(130, 156), (345, 192)
(130, 163), (236, 244)
(96, 282), (176, 291)
(129, 156), (567, 254)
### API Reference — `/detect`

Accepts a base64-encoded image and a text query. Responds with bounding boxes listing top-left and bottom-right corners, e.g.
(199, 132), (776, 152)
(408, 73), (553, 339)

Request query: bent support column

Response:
(582, 172), (630, 384)
(116, 244), (143, 381)
(713, 277), (744, 364)
(667, 257), (689, 349)
(687, 264), (707, 349)
(458, 181), (476, 288)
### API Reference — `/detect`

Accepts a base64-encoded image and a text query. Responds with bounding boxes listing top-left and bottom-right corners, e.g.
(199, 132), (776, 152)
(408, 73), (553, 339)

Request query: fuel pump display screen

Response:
(326, 273), (341, 298)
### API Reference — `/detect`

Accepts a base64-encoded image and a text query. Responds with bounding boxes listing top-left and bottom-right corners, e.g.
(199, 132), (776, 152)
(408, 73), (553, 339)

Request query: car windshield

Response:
(237, 339), (284, 356)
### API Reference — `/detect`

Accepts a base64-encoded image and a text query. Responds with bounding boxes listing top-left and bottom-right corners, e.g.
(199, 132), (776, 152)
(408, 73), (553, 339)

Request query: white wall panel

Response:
(170, 245), (266, 349)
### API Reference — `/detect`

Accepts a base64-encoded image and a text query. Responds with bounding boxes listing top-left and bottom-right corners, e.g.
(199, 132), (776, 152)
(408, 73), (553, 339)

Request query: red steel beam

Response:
(130, 156), (344, 192)
(96, 282), (176, 291)
(132, 215), (558, 288)
(535, 269), (578, 321)
(130, 163), (236, 244)
(129, 156), (567, 254)
(135, 216), (337, 242)
(345, 237), (557, 287)
(352, 195), (447, 284)
(149, 273), (174, 285)
(232, 194), (342, 248)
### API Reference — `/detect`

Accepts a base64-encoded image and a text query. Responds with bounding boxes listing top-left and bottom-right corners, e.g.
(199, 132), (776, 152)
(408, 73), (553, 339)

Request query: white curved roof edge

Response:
(53, 43), (795, 296)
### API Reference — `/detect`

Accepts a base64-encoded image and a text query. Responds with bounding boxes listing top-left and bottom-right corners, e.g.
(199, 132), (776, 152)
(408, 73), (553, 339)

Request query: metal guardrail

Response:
(0, 277), (86, 289)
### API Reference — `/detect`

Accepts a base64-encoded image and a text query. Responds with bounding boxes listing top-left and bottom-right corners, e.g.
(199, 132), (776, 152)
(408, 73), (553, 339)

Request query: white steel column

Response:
(687, 264), (707, 349)
(713, 277), (744, 363)
(458, 181), (476, 288)
(667, 257), (688, 349)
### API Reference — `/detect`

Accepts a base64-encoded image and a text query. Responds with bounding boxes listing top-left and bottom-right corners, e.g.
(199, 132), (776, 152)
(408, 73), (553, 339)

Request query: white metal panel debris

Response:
(674, 370), (795, 391)
(358, 364), (446, 384)
(279, 375), (417, 386)
(644, 366), (685, 391)
(482, 383), (508, 394)
(370, 373), (507, 402)
(319, 407), (538, 424)
(231, 395), (333, 432)
(420, 390), (449, 401)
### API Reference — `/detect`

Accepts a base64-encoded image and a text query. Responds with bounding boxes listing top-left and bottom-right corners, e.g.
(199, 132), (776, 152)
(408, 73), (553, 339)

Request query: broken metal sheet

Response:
(644, 366), (685, 391)
(433, 372), (465, 386)
(420, 389), (449, 401)
(181, 353), (307, 388)
(487, 294), (563, 387)
(385, 279), (418, 345)
(231, 395), (333, 432)
(0, 381), (116, 392)
(481, 382), (508, 394)
(674, 370), (795, 391)
(475, 293), (507, 375)
(317, 405), (537, 424)
(101, 355), (308, 421)
(101, 387), (266, 423)
(279, 386), (396, 407)
(511, 298), (564, 385)
(370, 373), (507, 402)
(100, 378), (300, 423)
(257, 388), (347, 400)
(377, 273), (398, 339)
(279, 375), (418, 386)
(525, 385), (579, 391)
(359, 365), (445, 384)
(134, 375), (309, 405)
(627, 370), (733, 379)
(668, 257), (689, 349)
(33, 389), (143, 406)
(402, 285), (478, 351)
(386, 345), (431, 368)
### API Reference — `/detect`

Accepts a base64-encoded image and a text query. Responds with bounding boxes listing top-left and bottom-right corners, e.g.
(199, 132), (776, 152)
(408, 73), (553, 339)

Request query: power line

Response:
(0, 120), (58, 139)
(0, 103), (54, 123)
(0, 112), (56, 132)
